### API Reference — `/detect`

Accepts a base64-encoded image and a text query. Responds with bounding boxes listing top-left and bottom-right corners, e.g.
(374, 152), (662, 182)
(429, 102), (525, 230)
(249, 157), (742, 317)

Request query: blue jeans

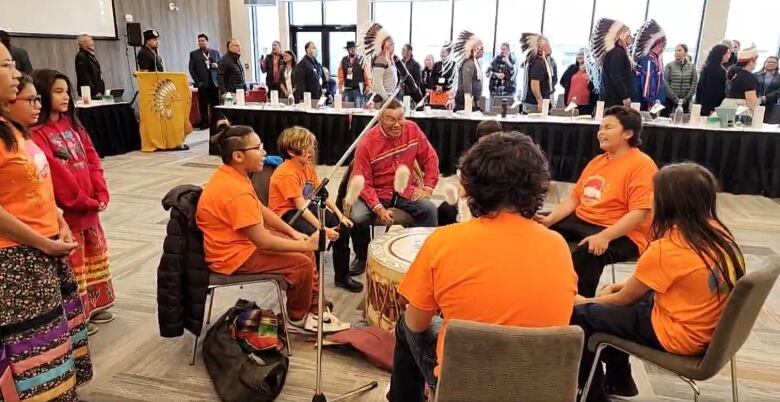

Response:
(348, 198), (438, 261)
(388, 314), (443, 402)
(343, 88), (364, 108)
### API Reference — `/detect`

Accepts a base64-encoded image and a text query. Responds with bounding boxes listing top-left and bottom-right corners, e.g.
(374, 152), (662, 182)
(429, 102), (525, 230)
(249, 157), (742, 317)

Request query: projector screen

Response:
(0, 0), (117, 39)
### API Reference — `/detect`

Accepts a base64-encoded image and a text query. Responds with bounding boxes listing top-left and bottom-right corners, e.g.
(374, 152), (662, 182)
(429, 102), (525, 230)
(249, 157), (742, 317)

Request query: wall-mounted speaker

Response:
(126, 22), (142, 47)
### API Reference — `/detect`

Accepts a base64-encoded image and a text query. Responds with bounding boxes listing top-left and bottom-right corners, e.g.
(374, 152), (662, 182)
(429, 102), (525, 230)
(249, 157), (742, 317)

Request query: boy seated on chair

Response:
(196, 124), (350, 333)
(387, 132), (578, 402)
(268, 126), (363, 293)
(349, 98), (440, 274)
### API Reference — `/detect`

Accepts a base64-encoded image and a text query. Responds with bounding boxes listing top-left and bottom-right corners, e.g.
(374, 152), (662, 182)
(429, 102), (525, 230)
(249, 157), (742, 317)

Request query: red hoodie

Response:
(353, 121), (439, 210)
(31, 116), (109, 232)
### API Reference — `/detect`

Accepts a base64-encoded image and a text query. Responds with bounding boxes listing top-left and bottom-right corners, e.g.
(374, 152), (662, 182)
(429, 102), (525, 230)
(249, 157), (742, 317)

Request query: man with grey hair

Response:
(75, 34), (105, 98)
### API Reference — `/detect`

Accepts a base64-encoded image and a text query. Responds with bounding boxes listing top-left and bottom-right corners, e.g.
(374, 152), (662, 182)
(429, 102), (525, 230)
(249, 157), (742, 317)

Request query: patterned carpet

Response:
(77, 130), (780, 401)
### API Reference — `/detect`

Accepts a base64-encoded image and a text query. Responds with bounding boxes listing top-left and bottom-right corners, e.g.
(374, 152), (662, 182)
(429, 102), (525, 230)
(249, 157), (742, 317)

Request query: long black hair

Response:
(0, 75), (34, 151)
(703, 44), (729, 71)
(651, 163), (745, 293)
(32, 68), (83, 129)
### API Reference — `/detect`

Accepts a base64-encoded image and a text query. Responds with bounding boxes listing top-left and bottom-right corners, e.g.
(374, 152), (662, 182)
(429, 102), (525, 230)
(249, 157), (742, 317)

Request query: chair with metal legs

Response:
(189, 272), (294, 365)
(580, 257), (780, 402)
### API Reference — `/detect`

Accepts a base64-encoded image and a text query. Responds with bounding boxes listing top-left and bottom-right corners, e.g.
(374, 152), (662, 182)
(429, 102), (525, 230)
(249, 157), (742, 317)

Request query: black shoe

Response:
(349, 259), (366, 276)
(335, 277), (364, 293)
(604, 373), (639, 398)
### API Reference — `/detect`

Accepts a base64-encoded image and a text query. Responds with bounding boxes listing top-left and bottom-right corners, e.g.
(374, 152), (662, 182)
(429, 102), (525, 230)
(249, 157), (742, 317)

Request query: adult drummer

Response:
(388, 132), (577, 402)
(349, 98), (439, 273)
(539, 106), (657, 297)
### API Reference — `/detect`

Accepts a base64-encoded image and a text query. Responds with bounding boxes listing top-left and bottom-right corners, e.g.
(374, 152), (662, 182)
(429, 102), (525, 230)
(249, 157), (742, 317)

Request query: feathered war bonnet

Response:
(520, 32), (554, 94)
(631, 19), (666, 62)
(441, 31), (483, 94)
(359, 22), (393, 71)
(586, 18), (631, 94)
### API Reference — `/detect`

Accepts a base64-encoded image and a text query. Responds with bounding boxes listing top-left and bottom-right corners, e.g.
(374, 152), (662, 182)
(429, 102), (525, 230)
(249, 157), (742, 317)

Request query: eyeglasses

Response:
(0, 60), (16, 70)
(239, 145), (264, 152)
(11, 95), (41, 107)
(381, 115), (405, 126)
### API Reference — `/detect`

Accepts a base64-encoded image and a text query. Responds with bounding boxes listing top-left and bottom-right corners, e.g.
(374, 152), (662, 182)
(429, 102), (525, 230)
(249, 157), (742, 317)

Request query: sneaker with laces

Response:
(289, 311), (350, 333)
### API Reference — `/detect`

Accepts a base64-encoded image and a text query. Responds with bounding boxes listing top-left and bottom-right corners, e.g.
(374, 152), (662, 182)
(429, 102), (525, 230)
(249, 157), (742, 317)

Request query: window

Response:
(373, 1), (411, 45)
(251, 4), (281, 85)
(496, 0), (543, 98)
(592, 0), (648, 35)
(725, 0), (780, 67)
(291, 1), (323, 25)
(411, 0), (452, 62)
(544, 0), (594, 95)
(647, 0), (705, 65)
(453, 0), (498, 96)
(325, 0), (357, 25)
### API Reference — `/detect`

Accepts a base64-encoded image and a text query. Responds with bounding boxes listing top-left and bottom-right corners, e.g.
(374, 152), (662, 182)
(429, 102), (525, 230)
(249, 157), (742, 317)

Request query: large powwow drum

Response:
(365, 227), (434, 329)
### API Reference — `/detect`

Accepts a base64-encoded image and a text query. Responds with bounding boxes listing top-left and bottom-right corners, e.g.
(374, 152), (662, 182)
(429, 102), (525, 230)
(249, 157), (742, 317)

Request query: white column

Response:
(279, 2), (290, 49)
(229, 0), (255, 82)
(696, 0), (731, 67)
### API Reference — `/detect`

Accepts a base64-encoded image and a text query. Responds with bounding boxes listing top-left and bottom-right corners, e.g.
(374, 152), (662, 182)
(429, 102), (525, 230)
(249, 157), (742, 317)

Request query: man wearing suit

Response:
(0, 30), (33, 74)
(189, 33), (220, 129)
(75, 34), (105, 98)
(293, 41), (324, 102)
(137, 30), (164, 72)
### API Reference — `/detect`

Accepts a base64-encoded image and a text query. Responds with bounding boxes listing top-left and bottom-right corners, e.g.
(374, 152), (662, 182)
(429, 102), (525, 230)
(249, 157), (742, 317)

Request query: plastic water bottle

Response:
(224, 92), (234, 107)
(501, 98), (508, 118)
(672, 99), (684, 125)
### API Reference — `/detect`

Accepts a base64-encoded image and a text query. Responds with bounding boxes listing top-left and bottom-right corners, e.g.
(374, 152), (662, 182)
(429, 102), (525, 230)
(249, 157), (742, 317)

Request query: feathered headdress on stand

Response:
(358, 22), (393, 71)
(441, 31), (482, 94)
(631, 19), (666, 62)
(586, 18), (631, 94)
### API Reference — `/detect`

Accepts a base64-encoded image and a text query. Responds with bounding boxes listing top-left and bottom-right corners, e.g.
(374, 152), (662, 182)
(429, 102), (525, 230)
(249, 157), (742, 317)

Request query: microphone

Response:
(390, 164), (411, 208)
(393, 55), (423, 103)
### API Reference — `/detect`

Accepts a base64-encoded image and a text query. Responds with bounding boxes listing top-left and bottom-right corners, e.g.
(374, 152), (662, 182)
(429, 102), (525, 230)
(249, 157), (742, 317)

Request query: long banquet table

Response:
(215, 105), (780, 197)
(76, 101), (141, 158)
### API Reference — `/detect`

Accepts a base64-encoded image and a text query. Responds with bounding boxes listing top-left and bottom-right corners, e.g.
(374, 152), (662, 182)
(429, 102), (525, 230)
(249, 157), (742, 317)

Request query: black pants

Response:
(197, 85), (219, 128)
(281, 206), (351, 282)
(551, 214), (639, 297)
(571, 292), (664, 400)
(661, 98), (690, 117)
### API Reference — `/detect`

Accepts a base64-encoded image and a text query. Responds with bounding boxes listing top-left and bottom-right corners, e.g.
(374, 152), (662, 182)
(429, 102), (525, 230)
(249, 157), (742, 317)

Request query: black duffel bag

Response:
(203, 299), (289, 402)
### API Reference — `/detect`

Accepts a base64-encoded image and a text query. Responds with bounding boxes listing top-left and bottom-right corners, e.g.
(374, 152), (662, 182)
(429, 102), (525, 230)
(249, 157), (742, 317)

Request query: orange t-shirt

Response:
(571, 147), (657, 252)
(268, 160), (321, 217)
(635, 228), (740, 355)
(196, 165), (264, 275)
(398, 213), (578, 376)
(0, 125), (59, 248)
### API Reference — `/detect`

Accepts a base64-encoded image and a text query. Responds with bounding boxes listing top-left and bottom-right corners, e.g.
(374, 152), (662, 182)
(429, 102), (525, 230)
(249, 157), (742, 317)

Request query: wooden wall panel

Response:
(10, 0), (231, 94)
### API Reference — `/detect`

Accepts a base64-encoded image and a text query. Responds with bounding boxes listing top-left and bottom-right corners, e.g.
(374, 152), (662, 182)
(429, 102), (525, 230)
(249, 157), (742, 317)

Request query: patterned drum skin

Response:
(365, 227), (434, 329)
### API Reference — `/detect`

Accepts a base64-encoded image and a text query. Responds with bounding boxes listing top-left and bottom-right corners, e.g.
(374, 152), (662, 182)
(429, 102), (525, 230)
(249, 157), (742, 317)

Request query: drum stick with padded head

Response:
(343, 175), (365, 224)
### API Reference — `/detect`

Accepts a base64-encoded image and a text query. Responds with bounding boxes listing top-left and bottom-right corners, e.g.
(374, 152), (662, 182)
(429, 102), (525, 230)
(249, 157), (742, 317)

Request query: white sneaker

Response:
(290, 311), (351, 334)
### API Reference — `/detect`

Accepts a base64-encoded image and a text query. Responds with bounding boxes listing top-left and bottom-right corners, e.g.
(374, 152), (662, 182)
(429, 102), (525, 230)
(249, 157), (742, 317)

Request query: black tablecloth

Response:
(216, 108), (780, 197)
(76, 103), (141, 158)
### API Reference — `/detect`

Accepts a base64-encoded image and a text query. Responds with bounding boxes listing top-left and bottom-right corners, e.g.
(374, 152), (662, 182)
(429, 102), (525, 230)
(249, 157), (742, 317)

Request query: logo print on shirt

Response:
(582, 176), (606, 205)
(303, 181), (315, 200)
(23, 140), (50, 182)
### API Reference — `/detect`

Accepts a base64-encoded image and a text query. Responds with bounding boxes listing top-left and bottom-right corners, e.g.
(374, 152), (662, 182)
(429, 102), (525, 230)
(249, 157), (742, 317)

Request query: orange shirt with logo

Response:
(571, 147), (657, 251)
(635, 228), (740, 355)
(398, 213), (578, 376)
(268, 160), (321, 217)
(196, 165), (264, 274)
(0, 125), (59, 248)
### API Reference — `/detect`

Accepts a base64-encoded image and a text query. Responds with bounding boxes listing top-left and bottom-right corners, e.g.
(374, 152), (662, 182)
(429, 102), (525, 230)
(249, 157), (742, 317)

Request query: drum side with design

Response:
(365, 227), (434, 329)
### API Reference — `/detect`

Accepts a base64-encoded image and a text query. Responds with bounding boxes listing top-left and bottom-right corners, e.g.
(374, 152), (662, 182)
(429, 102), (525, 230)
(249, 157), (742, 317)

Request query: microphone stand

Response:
(286, 84), (403, 402)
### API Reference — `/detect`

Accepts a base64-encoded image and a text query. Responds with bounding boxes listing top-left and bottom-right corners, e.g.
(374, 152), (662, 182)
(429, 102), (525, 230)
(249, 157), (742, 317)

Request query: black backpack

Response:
(203, 300), (289, 402)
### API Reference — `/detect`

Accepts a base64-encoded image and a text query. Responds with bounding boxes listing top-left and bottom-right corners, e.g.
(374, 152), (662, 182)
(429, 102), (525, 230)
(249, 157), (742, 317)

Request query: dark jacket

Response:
(430, 60), (453, 91)
(137, 46), (164, 72)
(9, 45), (32, 75)
(218, 52), (247, 93)
(75, 49), (105, 97)
(755, 71), (780, 105)
(294, 55), (324, 102)
(400, 57), (423, 100)
(261, 53), (283, 89)
(338, 55), (367, 90)
(696, 65), (727, 115)
(157, 185), (210, 338)
(560, 63), (597, 108)
(600, 46), (634, 107)
(422, 67), (433, 90)
(189, 48), (221, 89)
(487, 54), (516, 96)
